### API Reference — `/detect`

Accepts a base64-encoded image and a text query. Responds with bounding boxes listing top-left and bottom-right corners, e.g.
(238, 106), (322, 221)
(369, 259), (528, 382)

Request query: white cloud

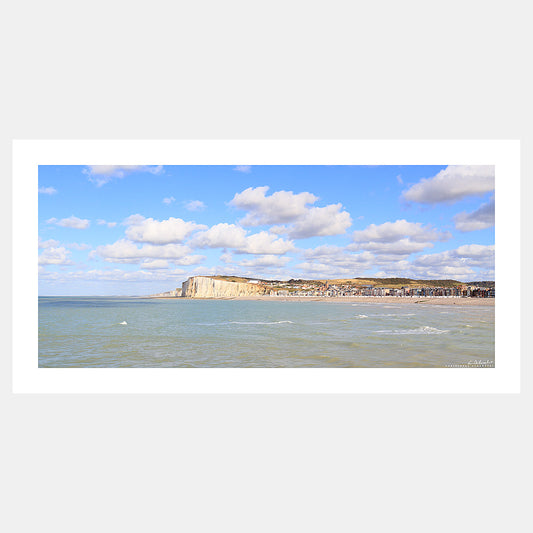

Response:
(124, 216), (206, 244)
(290, 242), (495, 282)
(230, 185), (352, 239)
(295, 245), (375, 278)
(47, 216), (90, 229)
(39, 186), (57, 195)
(453, 244), (495, 262)
(406, 244), (495, 280)
(163, 196), (176, 205)
(375, 263), (477, 281)
(40, 268), (187, 283)
(122, 214), (145, 225)
(38, 246), (72, 265)
(67, 242), (92, 251)
(230, 186), (318, 226)
(233, 165), (251, 173)
(83, 165), (163, 186)
(191, 223), (247, 249)
(415, 244), (494, 266)
(352, 219), (450, 243)
(349, 219), (450, 256)
(454, 197), (495, 232)
(402, 165), (495, 204)
(38, 237), (59, 249)
(95, 239), (205, 265)
(396, 175), (403, 185)
(237, 231), (295, 255)
(184, 200), (206, 211)
(284, 204), (352, 239)
(97, 219), (117, 228)
(141, 260), (170, 269)
(349, 239), (431, 256)
(191, 223), (294, 255)
(237, 255), (292, 268)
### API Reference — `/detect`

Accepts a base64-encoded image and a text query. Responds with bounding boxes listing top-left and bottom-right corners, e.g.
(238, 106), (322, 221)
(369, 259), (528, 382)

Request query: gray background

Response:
(2, 1), (530, 532)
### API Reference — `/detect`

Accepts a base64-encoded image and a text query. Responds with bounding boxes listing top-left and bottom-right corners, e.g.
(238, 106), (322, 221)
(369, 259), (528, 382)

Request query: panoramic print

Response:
(38, 164), (495, 368)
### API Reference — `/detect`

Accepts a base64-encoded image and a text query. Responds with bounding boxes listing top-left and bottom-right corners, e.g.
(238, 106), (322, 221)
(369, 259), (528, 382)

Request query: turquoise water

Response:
(38, 297), (495, 368)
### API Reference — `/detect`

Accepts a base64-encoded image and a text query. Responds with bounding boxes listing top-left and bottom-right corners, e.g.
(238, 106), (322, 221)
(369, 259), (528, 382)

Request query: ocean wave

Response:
(374, 326), (449, 335)
(229, 321), (295, 325)
(354, 314), (368, 319)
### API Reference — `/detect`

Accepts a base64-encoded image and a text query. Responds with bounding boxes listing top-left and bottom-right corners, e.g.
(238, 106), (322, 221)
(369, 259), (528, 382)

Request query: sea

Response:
(38, 297), (495, 368)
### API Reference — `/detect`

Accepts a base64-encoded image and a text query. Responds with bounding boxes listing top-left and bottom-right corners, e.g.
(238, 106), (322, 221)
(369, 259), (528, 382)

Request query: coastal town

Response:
(149, 276), (495, 299)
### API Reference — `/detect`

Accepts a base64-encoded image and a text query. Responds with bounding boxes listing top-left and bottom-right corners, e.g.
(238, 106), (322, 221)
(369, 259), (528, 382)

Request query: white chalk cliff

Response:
(181, 276), (267, 298)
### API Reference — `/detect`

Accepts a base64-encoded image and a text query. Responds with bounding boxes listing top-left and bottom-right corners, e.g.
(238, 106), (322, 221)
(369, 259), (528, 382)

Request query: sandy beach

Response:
(167, 295), (495, 306)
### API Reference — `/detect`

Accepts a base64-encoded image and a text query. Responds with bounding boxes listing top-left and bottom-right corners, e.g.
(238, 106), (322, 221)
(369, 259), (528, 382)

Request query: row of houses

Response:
(269, 284), (495, 298)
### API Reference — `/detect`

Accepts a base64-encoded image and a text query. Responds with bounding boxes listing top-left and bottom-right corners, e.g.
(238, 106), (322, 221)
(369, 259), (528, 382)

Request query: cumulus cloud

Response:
(67, 242), (92, 251)
(124, 215), (206, 245)
(191, 223), (247, 249)
(230, 186), (352, 239)
(191, 224), (295, 255)
(38, 237), (59, 249)
(38, 246), (72, 265)
(283, 204), (352, 239)
(236, 231), (295, 255)
(230, 186), (318, 226)
(454, 197), (495, 232)
(163, 196), (176, 205)
(295, 245), (375, 278)
(352, 219), (450, 243)
(233, 165), (251, 173)
(402, 165), (495, 204)
(39, 186), (57, 195)
(141, 260), (170, 269)
(47, 216), (90, 229)
(40, 268), (187, 283)
(294, 242), (494, 281)
(97, 219), (117, 228)
(184, 200), (206, 211)
(83, 165), (163, 186)
(350, 239), (431, 256)
(237, 255), (292, 268)
(349, 219), (450, 256)
(404, 244), (495, 280)
(95, 239), (204, 265)
(415, 244), (494, 266)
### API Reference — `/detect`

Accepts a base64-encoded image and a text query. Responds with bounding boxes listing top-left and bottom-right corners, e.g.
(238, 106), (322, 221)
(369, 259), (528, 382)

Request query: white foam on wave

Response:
(380, 313), (415, 317)
(229, 320), (294, 325)
(119, 321), (127, 325)
(374, 326), (449, 335)
(197, 320), (295, 326)
(354, 314), (368, 319)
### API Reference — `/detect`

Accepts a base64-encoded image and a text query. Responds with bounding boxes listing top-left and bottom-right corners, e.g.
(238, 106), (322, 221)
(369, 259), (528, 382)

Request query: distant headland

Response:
(147, 275), (495, 300)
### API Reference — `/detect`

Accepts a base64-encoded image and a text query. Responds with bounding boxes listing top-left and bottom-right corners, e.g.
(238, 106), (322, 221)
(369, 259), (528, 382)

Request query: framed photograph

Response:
(13, 140), (520, 392)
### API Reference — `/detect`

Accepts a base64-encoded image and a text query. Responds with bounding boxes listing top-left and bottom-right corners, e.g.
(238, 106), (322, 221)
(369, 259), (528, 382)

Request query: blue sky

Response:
(38, 165), (495, 295)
